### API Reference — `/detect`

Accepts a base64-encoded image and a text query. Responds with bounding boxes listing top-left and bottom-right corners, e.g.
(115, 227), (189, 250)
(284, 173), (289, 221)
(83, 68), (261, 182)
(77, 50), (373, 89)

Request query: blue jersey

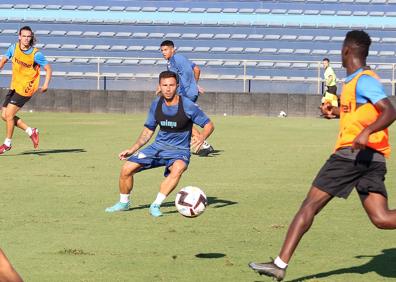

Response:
(144, 96), (210, 151)
(5, 43), (48, 67)
(167, 54), (199, 102)
(344, 68), (387, 104)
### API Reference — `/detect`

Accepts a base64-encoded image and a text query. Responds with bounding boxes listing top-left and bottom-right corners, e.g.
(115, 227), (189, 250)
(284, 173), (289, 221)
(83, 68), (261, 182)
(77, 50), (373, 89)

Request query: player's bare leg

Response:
(150, 160), (187, 217)
(105, 161), (142, 212)
(0, 249), (23, 282)
(361, 192), (396, 229)
(249, 187), (333, 281)
(1, 105), (39, 152)
(159, 160), (187, 196)
(278, 187), (333, 262)
(3, 104), (22, 140)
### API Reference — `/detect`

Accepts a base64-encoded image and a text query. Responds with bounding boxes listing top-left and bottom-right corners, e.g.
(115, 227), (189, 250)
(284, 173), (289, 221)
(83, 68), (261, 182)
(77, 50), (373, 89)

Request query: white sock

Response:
(25, 127), (33, 136)
(153, 193), (166, 205)
(274, 256), (288, 269)
(119, 194), (130, 204)
(4, 138), (11, 147)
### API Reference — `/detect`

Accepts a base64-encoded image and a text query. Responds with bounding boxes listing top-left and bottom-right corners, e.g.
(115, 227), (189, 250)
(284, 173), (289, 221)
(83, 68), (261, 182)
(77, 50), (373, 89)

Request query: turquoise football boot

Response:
(149, 203), (163, 217)
(105, 202), (130, 212)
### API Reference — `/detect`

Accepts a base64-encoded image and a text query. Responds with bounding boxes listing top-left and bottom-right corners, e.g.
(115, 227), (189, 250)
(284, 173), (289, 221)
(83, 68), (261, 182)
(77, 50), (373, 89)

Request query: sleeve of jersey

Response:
(34, 52), (48, 67)
(183, 99), (210, 128)
(4, 44), (15, 59)
(356, 75), (387, 104)
(143, 99), (159, 130)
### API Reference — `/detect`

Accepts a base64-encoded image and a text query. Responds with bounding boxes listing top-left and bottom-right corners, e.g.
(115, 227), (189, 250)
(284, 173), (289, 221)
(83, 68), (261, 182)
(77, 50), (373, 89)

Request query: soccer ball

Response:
(175, 186), (207, 217)
(278, 110), (287, 117)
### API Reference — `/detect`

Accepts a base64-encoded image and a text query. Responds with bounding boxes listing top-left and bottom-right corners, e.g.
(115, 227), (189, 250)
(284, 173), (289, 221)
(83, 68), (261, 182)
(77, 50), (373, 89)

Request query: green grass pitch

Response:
(1, 112), (396, 282)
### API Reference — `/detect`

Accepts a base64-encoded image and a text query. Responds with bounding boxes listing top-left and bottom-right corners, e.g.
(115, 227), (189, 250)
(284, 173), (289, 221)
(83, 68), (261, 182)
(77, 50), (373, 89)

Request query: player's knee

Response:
(4, 111), (15, 121)
(300, 199), (323, 218)
(120, 163), (136, 178)
(370, 214), (392, 229)
(170, 162), (186, 176)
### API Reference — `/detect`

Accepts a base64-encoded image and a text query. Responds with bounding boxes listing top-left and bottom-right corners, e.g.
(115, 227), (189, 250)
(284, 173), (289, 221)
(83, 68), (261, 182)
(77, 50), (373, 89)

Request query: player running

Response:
(0, 26), (52, 154)
(159, 40), (214, 156)
(249, 30), (396, 281)
(105, 71), (214, 217)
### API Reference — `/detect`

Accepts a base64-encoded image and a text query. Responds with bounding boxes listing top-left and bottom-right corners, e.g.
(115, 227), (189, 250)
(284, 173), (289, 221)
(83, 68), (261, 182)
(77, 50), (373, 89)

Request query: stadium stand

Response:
(0, 0), (395, 93)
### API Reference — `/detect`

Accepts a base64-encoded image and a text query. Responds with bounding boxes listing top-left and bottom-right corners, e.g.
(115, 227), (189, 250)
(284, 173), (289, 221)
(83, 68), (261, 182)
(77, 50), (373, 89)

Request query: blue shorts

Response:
(127, 144), (190, 176)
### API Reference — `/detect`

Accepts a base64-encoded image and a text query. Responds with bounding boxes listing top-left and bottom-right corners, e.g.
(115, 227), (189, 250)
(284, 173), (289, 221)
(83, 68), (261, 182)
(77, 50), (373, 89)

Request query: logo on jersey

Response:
(341, 102), (351, 113)
(160, 120), (177, 128)
(133, 152), (147, 159)
(14, 57), (32, 68)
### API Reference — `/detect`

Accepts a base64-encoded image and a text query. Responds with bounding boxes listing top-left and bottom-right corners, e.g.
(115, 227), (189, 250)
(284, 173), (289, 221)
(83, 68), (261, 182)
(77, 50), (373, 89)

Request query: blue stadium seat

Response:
(214, 34), (231, 39)
(0, 1), (394, 92)
(14, 4), (29, 9)
(110, 45), (127, 51)
(67, 31), (83, 36)
(194, 47), (210, 52)
(62, 44), (77, 49)
(111, 6), (126, 11)
(93, 6), (109, 11)
(99, 32), (115, 37)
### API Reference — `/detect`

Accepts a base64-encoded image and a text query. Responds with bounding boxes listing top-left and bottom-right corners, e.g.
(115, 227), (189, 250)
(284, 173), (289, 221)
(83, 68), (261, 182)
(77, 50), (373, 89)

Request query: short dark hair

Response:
(159, 70), (179, 83)
(19, 26), (36, 46)
(323, 58), (330, 62)
(344, 30), (371, 58)
(160, 40), (174, 48)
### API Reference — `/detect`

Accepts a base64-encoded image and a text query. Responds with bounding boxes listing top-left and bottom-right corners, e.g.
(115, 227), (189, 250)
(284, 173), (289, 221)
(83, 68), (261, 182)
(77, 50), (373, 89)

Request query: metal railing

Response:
(1, 56), (395, 95)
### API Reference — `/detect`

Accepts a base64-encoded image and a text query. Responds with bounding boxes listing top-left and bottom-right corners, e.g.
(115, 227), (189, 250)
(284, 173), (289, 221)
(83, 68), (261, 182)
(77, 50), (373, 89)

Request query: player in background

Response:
(249, 30), (396, 281)
(0, 26), (52, 154)
(159, 40), (214, 156)
(320, 58), (339, 119)
(105, 71), (214, 217)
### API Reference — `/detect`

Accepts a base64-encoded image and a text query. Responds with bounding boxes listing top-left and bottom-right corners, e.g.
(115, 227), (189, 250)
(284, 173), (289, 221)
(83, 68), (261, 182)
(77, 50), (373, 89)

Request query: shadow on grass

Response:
(129, 196), (238, 212)
(195, 253), (226, 259)
(193, 149), (224, 158)
(286, 248), (396, 282)
(19, 148), (86, 156)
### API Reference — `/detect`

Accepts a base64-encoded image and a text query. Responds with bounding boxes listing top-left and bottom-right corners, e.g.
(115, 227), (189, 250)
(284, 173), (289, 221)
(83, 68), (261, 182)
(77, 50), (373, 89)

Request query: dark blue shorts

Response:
(127, 144), (190, 176)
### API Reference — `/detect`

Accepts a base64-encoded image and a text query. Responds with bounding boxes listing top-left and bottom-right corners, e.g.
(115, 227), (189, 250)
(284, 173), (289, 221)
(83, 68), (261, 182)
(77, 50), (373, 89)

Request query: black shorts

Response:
(312, 154), (387, 199)
(326, 85), (337, 95)
(2, 89), (31, 108)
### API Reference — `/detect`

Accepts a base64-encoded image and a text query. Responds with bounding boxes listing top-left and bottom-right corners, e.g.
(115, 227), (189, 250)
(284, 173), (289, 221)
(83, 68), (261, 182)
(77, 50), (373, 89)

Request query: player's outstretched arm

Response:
(191, 121), (214, 150)
(193, 65), (205, 94)
(0, 57), (8, 70)
(119, 127), (154, 160)
(40, 64), (52, 93)
(353, 98), (396, 150)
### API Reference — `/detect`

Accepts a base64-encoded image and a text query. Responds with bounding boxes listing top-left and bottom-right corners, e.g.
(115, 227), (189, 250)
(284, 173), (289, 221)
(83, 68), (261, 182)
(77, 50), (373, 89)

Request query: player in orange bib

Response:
(249, 30), (396, 281)
(0, 26), (52, 154)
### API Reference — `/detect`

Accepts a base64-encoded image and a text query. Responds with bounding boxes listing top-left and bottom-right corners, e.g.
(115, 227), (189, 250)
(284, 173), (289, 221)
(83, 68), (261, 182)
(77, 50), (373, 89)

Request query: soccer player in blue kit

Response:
(105, 71), (214, 217)
(159, 40), (214, 155)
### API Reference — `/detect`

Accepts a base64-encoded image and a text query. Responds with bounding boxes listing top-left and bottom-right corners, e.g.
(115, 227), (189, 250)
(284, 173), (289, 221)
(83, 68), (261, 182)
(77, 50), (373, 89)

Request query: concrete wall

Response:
(1, 88), (395, 117)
